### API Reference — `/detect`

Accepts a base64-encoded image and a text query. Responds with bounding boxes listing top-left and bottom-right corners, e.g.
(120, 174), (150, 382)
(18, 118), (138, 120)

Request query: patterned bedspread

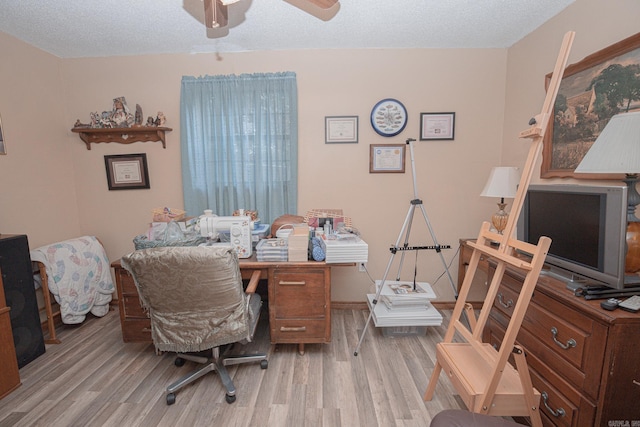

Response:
(31, 236), (115, 324)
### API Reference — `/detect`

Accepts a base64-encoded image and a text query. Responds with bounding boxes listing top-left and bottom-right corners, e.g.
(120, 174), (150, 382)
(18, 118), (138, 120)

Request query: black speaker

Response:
(0, 235), (45, 368)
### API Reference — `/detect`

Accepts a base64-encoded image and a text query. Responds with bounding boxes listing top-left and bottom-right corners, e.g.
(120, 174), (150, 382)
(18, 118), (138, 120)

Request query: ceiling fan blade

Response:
(304, 0), (338, 9)
(204, 0), (228, 28)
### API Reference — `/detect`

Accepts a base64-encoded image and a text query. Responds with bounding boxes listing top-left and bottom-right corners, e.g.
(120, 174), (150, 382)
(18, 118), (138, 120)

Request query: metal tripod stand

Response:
(354, 138), (457, 356)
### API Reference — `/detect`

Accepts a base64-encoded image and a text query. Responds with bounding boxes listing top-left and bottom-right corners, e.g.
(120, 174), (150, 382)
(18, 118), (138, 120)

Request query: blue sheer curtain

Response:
(180, 72), (298, 224)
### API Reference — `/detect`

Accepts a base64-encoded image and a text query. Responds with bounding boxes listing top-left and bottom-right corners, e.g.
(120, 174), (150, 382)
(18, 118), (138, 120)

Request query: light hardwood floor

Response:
(0, 308), (468, 427)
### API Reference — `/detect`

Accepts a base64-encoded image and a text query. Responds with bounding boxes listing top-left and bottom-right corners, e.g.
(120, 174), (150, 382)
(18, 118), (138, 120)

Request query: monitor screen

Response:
(518, 184), (628, 290)
(527, 191), (603, 271)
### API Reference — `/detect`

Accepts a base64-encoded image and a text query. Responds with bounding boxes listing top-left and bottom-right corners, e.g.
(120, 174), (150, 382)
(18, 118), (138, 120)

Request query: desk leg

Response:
(298, 343), (305, 355)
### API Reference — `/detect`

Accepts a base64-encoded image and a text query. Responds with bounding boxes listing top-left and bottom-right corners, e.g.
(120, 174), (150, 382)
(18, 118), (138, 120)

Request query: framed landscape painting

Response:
(541, 32), (640, 179)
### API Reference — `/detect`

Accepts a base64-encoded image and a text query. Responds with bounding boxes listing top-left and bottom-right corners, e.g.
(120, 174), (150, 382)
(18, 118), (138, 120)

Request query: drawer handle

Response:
(279, 281), (306, 286)
(541, 391), (566, 418)
(550, 327), (576, 350)
(280, 326), (306, 332)
(497, 293), (513, 308)
(142, 327), (152, 332)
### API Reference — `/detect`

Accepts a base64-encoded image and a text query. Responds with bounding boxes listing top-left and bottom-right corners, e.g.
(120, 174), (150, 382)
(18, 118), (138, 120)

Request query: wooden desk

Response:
(111, 256), (349, 354)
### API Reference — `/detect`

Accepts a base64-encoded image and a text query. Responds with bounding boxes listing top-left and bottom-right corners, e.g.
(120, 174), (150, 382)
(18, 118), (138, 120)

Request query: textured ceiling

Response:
(0, 0), (574, 58)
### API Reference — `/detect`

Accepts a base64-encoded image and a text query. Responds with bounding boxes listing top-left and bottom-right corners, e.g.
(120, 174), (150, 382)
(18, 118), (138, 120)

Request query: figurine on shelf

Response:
(110, 96), (134, 128)
(100, 111), (114, 128)
(134, 104), (143, 127)
(155, 112), (166, 127)
(73, 119), (91, 128)
(90, 112), (100, 128)
(73, 98), (165, 130)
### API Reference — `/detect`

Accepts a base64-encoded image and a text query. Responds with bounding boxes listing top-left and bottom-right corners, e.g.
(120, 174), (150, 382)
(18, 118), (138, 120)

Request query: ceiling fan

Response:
(203, 0), (339, 28)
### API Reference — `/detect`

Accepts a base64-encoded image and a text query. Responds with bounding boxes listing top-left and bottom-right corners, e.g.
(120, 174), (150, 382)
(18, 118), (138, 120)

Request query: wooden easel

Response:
(423, 32), (575, 427)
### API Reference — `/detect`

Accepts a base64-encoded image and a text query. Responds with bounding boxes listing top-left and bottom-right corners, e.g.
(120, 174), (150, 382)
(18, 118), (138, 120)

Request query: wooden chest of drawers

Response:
(483, 265), (640, 426)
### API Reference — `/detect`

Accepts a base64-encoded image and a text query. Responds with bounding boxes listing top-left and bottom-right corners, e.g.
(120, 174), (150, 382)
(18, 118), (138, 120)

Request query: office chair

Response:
(121, 246), (268, 405)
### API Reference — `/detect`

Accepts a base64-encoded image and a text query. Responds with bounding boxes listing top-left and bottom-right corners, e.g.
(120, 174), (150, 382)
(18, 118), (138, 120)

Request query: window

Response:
(180, 72), (298, 223)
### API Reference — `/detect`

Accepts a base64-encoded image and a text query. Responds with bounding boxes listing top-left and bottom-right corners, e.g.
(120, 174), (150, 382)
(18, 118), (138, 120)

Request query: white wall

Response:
(0, 34), (82, 246)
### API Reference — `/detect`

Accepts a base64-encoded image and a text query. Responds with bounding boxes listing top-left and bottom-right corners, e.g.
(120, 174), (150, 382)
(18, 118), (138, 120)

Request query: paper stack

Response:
(319, 234), (368, 263)
(288, 224), (309, 262)
(367, 280), (442, 327)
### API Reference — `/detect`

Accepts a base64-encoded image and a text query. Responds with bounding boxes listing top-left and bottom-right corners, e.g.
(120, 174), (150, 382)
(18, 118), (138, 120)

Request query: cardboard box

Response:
(288, 248), (308, 262)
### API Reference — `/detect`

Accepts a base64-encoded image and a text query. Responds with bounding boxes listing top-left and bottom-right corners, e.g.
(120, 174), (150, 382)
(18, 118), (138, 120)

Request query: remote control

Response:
(618, 295), (640, 313)
(600, 298), (620, 311)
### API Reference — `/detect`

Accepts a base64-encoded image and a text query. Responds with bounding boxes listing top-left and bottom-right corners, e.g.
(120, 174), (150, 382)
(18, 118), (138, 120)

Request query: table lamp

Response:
(480, 166), (520, 234)
(575, 111), (640, 273)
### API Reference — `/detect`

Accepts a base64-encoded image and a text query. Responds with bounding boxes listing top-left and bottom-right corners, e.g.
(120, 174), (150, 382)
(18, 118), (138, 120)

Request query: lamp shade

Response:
(480, 166), (520, 198)
(575, 111), (640, 174)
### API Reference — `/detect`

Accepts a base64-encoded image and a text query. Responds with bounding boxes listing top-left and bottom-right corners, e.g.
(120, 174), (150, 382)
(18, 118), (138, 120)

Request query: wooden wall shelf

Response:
(71, 127), (172, 150)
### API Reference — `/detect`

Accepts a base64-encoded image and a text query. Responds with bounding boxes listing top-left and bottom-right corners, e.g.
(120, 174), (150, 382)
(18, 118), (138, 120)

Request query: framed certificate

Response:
(370, 144), (406, 173)
(325, 116), (358, 143)
(104, 153), (150, 190)
(420, 112), (455, 140)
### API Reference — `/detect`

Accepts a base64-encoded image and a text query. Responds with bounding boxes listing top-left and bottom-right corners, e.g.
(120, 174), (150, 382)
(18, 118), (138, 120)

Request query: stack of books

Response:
(367, 280), (442, 327)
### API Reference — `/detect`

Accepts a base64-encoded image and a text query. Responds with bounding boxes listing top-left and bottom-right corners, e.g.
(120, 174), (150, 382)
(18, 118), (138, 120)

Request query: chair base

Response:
(166, 345), (268, 405)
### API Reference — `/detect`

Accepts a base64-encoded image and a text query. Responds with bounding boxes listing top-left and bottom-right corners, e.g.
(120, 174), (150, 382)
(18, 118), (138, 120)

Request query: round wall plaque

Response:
(370, 98), (407, 137)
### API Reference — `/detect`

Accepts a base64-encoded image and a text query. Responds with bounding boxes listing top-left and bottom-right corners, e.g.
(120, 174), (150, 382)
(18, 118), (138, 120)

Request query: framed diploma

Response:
(420, 112), (455, 140)
(370, 144), (406, 173)
(325, 116), (358, 143)
(104, 153), (150, 190)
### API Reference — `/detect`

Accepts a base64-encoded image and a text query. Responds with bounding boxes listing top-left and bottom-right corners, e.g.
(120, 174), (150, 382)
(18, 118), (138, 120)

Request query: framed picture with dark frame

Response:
(420, 112), (455, 140)
(325, 116), (358, 143)
(104, 153), (150, 190)
(369, 144), (406, 173)
(0, 113), (6, 155)
(542, 32), (640, 179)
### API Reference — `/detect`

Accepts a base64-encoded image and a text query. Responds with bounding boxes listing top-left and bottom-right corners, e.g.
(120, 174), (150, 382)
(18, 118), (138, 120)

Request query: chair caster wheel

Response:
(225, 393), (236, 404)
(260, 359), (268, 369)
(174, 357), (185, 367)
(166, 393), (176, 405)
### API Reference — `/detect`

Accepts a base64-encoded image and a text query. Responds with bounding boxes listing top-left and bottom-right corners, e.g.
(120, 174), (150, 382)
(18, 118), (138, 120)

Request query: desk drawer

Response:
(271, 318), (328, 343)
(121, 318), (152, 343)
(272, 269), (327, 318)
(122, 295), (147, 318)
(116, 269), (138, 295)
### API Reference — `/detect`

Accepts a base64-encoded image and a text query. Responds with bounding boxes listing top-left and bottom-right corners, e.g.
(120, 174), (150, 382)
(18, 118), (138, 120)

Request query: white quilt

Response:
(31, 236), (115, 324)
